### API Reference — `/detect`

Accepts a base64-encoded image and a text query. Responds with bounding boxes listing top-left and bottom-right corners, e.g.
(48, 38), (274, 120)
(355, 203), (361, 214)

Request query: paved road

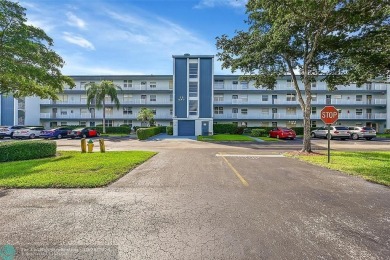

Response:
(0, 138), (389, 259)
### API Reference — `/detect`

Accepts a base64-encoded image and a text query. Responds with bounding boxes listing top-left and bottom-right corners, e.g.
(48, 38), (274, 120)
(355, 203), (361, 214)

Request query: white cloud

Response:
(62, 32), (95, 50)
(195, 0), (248, 9)
(66, 12), (86, 29)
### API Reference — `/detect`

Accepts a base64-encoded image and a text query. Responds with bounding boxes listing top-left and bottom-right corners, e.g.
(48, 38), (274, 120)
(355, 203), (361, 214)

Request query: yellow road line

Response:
(221, 156), (249, 187)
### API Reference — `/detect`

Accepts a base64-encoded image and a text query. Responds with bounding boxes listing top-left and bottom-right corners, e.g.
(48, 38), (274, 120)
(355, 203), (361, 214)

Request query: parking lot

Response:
(1, 135), (389, 259)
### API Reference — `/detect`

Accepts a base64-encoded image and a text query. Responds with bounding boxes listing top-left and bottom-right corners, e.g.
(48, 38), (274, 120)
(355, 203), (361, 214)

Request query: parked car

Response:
(70, 127), (100, 139)
(0, 125), (26, 139)
(269, 127), (296, 139)
(40, 127), (73, 139)
(348, 126), (376, 140)
(13, 126), (45, 139)
(311, 126), (350, 140)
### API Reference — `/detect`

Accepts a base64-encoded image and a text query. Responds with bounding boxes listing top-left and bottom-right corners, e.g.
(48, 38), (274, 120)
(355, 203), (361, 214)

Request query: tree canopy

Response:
(0, 0), (74, 99)
(216, 0), (389, 152)
(137, 107), (155, 126)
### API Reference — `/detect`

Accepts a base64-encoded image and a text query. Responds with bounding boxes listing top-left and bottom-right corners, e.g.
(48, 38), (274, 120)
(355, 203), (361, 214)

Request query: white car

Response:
(13, 126), (45, 139)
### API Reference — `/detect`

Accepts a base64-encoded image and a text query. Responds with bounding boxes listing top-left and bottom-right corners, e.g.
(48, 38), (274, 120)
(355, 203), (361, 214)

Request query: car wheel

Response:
(351, 133), (359, 140)
(326, 134), (333, 140)
(310, 132), (316, 138)
(57, 134), (62, 139)
(29, 134), (35, 139)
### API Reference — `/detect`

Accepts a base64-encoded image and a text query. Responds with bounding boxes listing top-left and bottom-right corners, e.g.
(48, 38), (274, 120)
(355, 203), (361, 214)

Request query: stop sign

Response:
(321, 106), (338, 124)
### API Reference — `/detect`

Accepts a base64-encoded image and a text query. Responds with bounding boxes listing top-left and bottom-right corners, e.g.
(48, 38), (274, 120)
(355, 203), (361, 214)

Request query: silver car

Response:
(348, 126), (376, 140)
(0, 125), (25, 139)
(13, 126), (45, 139)
(311, 126), (350, 140)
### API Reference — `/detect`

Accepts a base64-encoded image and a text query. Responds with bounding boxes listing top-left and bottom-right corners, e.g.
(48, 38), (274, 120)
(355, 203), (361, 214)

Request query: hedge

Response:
(250, 129), (267, 137)
(213, 124), (245, 134)
(166, 126), (173, 135)
(0, 140), (57, 162)
(136, 126), (166, 140)
(68, 125), (131, 134)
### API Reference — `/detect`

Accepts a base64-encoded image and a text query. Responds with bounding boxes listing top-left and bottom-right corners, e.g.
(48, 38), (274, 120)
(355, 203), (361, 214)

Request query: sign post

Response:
(320, 106), (339, 163)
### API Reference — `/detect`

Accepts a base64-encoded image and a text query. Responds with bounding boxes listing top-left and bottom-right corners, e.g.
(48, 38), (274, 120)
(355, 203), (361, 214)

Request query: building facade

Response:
(1, 54), (389, 134)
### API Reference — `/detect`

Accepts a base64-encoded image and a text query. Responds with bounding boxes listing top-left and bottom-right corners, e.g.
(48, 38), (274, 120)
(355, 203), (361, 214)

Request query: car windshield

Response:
(335, 126), (349, 130)
(363, 127), (374, 130)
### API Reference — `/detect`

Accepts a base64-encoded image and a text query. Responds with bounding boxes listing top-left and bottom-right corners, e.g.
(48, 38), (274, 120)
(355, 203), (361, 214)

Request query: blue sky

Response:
(21, 0), (248, 75)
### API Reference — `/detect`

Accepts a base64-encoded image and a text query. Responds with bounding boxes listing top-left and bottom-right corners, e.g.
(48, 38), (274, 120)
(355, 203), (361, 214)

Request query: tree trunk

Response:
(301, 105), (312, 153)
(102, 100), (106, 134)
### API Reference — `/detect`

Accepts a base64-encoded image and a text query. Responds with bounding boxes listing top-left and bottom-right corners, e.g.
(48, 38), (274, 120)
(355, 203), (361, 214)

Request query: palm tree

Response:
(137, 107), (155, 127)
(85, 80), (121, 133)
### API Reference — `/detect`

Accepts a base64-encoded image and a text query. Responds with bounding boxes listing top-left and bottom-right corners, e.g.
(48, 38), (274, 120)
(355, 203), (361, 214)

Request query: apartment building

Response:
(1, 55), (389, 134)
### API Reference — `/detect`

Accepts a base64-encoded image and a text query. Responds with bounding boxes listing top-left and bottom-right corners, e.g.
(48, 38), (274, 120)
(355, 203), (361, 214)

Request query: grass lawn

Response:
(258, 136), (281, 142)
(0, 151), (156, 188)
(197, 134), (254, 141)
(294, 151), (390, 186)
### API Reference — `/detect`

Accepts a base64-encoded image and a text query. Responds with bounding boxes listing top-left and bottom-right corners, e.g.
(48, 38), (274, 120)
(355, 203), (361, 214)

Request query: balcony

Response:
(40, 113), (92, 119)
(311, 113), (387, 120)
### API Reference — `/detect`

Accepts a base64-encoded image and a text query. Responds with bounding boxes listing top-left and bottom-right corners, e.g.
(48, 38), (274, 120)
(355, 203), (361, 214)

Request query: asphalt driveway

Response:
(0, 139), (389, 259)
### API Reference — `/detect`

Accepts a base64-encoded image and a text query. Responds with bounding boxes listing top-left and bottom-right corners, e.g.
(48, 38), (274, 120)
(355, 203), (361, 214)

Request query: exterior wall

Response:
(1, 95), (15, 125)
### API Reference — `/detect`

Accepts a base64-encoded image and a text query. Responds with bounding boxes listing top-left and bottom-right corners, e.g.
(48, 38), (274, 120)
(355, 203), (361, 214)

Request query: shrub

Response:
(136, 126), (165, 140)
(384, 129), (390, 134)
(0, 140), (57, 162)
(213, 124), (238, 134)
(96, 126), (130, 134)
(234, 127), (246, 135)
(251, 129), (267, 137)
(166, 126), (173, 135)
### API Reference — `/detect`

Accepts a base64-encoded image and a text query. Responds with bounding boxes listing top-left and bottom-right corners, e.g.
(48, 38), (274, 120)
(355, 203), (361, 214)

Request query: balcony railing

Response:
(213, 112), (387, 120)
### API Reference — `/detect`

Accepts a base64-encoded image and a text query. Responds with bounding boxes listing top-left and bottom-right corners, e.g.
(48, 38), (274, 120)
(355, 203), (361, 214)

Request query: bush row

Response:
(136, 126), (166, 140)
(67, 125), (131, 134)
(166, 126), (173, 135)
(213, 124), (245, 135)
(0, 140), (57, 162)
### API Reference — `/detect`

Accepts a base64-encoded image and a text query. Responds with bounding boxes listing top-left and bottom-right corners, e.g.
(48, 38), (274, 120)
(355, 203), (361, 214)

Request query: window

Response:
(123, 107), (132, 115)
(356, 109), (363, 115)
(214, 94), (224, 102)
(287, 79), (293, 87)
(311, 121), (317, 128)
(232, 81), (238, 85)
(141, 81), (147, 89)
(60, 122), (67, 126)
(272, 122), (277, 127)
(356, 95), (363, 101)
(189, 100), (198, 115)
(105, 120), (113, 127)
(105, 107), (113, 115)
(189, 82), (198, 97)
(261, 108), (269, 114)
(169, 80), (173, 89)
(150, 82), (156, 88)
(262, 95), (268, 101)
(151, 109), (156, 115)
(80, 81), (87, 89)
(311, 81), (317, 88)
(90, 122), (95, 127)
(241, 81), (248, 89)
(286, 107), (296, 115)
(123, 120), (132, 127)
(169, 109), (173, 115)
(214, 80), (224, 89)
(214, 107), (223, 114)
(241, 108), (248, 115)
(311, 107), (317, 115)
(123, 94), (133, 103)
(311, 94), (317, 102)
(79, 121), (87, 127)
(232, 95), (238, 99)
(189, 61), (198, 79)
(334, 95), (342, 99)
(286, 93), (296, 101)
(150, 95), (156, 102)
(124, 80), (132, 88)
(60, 109), (67, 115)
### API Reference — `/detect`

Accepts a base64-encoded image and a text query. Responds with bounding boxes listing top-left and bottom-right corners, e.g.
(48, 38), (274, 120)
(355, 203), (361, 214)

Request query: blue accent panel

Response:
(199, 58), (212, 118)
(1, 95), (15, 125)
(178, 120), (195, 136)
(174, 58), (187, 118)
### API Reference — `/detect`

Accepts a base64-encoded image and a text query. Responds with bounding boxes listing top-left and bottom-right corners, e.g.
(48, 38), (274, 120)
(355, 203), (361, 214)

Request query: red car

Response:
(269, 127), (296, 140)
(70, 127), (100, 139)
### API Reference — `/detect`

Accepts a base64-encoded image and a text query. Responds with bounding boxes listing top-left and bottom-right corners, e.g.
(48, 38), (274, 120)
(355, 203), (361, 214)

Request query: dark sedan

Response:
(70, 127), (100, 139)
(40, 127), (73, 139)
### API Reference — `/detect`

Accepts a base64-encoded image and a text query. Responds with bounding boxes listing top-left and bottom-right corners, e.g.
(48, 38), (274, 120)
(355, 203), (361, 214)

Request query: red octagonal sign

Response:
(321, 106), (339, 124)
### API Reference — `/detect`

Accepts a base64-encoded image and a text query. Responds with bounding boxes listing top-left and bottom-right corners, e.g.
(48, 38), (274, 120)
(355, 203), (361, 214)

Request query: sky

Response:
(20, 0), (249, 76)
